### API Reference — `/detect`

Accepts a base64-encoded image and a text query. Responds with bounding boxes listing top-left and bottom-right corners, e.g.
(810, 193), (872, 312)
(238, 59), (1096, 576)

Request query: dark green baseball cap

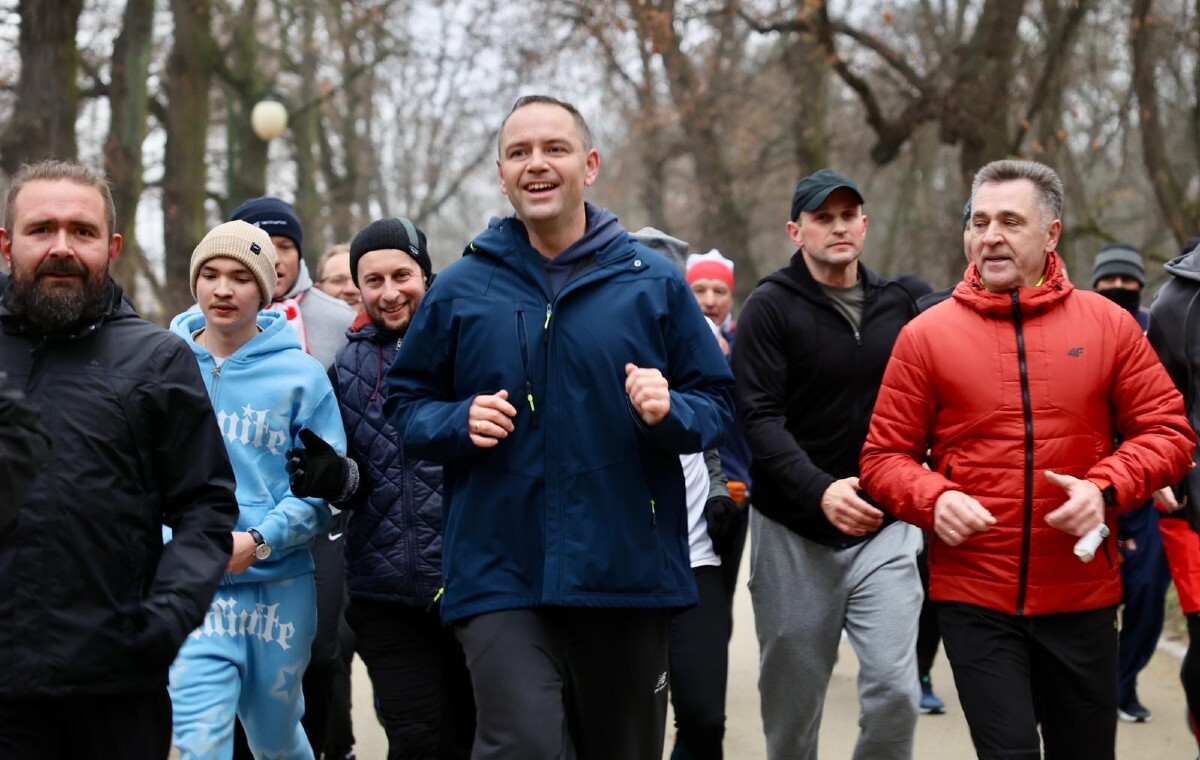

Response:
(790, 169), (865, 221)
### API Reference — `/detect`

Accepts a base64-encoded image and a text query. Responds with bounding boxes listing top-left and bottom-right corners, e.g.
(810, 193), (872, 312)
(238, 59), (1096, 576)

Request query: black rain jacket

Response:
(0, 279), (238, 696)
(1149, 248), (1200, 533)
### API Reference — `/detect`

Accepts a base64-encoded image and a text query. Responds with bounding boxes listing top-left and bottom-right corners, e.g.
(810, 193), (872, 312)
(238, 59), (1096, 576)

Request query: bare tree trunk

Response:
(162, 0), (216, 318)
(225, 0), (270, 209)
(629, 37), (669, 233)
(1131, 0), (1199, 244)
(939, 0), (1025, 186)
(104, 0), (157, 305)
(627, 0), (752, 268)
(783, 32), (828, 176)
(293, 0), (321, 255)
(0, 0), (83, 175)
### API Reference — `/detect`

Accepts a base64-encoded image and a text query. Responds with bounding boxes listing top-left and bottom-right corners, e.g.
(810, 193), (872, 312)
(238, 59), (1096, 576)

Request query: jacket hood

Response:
(278, 260), (314, 300)
(953, 251), (1073, 317)
(759, 249), (891, 302)
(169, 307), (301, 361)
(464, 207), (646, 295)
(632, 227), (690, 273)
(549, 204), (623, 265)
(1165, 247), (1200, 283)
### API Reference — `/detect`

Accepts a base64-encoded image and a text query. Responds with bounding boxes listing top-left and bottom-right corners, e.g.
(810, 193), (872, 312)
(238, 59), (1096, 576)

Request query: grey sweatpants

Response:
(749, 510), (923, 760)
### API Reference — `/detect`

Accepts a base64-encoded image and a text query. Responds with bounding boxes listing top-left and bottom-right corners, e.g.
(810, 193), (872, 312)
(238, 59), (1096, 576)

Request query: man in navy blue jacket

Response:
(385, 95), (735, 759)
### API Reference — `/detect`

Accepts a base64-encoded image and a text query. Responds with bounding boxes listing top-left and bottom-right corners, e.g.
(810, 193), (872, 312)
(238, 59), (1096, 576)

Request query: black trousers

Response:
(346, 599), (475, 760)
(1184, 614), (1200, 746)
(668, 565), (731, 760)
(456, 607), (671, 760)
(718, 509), (749, 614)
(0, 689), (171, 760)
(915, 544), (941, 676)
(301, 520), (353, 755)
(939, 602), (1118, 760)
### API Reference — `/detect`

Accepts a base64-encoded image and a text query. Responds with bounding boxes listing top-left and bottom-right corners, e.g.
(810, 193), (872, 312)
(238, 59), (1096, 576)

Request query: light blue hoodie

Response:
(168, 308), (345, 585)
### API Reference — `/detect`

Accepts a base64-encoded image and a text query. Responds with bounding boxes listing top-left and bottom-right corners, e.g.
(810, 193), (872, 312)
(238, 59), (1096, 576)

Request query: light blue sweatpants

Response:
(169, 574), (317, 760)
(749, 511), (923, 760)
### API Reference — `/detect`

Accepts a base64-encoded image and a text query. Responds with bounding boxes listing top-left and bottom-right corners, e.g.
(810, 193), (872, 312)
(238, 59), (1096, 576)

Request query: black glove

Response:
(704, 494), (744, 556)
(286, 428), (351, 501)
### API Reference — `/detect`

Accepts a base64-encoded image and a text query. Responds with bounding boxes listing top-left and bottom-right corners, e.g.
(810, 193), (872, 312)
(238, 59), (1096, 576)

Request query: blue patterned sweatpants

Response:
(169, 574), (317, 760)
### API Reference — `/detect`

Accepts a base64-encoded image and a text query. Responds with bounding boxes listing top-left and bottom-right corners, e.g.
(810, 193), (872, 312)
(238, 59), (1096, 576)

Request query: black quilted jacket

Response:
(334, 316), (444, 607)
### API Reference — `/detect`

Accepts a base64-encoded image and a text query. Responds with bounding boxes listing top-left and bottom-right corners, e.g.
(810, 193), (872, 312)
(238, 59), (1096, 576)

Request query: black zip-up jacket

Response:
(732, 252), (917, 548)
(1150, 247), (1200, 533)
(0, 280), (238, 697)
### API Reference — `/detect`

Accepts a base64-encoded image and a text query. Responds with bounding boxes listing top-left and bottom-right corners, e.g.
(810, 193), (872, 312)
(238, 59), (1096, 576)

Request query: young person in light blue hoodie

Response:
(166, 220), (350, 760)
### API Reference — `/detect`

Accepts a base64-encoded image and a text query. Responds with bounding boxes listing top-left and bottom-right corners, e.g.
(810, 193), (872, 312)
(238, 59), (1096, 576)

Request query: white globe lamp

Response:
(250, 99), (288, 141)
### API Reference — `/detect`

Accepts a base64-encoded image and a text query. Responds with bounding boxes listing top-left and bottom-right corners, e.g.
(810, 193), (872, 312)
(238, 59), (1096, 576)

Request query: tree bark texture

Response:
(162, 0), (216, 317)
(0, 0), (83, 175)
(104, 0), (157, 304)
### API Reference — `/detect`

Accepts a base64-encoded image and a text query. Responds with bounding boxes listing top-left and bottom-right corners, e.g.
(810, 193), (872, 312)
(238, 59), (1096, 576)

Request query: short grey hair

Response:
(970, 160), (1063, 230)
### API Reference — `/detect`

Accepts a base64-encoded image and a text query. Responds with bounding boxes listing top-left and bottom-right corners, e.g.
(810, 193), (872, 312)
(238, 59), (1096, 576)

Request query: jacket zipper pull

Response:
(854, 330), (862, 346)
(426, 586), (445, 612)
(212, 363), (222, 379)
(650, 499), (657, 526)
(543, 304), (552, 343)
(526, 381), (539, 427)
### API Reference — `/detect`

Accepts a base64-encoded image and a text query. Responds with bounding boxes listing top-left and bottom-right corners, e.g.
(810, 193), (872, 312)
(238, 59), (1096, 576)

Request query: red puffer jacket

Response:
(861, 253), (1195, 616)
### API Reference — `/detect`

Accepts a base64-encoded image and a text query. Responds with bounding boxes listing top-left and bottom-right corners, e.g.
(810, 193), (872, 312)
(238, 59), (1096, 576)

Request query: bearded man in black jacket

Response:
(0, 160), (238, 759)
(732, 169), (922, 760)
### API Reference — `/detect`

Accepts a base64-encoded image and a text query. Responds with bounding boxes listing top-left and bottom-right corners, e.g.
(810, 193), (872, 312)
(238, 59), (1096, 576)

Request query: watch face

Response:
(255, 543), (272, 560)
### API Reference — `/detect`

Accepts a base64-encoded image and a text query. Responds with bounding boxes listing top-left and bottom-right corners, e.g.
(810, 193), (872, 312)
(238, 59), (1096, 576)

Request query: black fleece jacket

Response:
(732, 251), (917, 548)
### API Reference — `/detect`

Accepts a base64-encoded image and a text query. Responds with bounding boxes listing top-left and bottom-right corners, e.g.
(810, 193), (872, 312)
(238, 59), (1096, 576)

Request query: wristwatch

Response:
(247, 528), (272, 561)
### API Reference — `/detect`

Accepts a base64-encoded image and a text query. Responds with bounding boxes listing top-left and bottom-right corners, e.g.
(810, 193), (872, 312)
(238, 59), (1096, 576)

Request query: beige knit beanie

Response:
(189, 221), (278, 308)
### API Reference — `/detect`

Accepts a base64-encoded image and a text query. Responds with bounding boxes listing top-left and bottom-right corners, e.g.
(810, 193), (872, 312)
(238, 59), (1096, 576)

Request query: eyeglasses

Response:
(320, 275), (354, 287)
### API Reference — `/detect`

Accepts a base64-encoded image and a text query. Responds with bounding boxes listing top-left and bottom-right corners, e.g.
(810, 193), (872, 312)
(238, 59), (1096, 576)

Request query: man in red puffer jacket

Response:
(861, 159), (1196, 760)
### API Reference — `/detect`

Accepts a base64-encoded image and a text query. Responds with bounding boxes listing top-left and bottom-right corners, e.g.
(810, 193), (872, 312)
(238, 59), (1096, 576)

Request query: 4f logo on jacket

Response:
(215, 404), (287, 455)
(1067, 347), (1085, 357)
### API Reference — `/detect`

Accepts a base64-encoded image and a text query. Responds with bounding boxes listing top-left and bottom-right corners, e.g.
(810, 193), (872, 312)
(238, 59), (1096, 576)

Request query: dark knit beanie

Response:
(349, 217), (432, 287)
(1092, 244), (1145, 288)
(230, 197), (303, 256)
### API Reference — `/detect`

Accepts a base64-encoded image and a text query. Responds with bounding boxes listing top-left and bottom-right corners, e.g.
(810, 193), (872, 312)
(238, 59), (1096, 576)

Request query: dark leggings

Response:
(1184, 613), (1200, 747)
(668, 565), (733, 760)
(915, 544), (941, 677)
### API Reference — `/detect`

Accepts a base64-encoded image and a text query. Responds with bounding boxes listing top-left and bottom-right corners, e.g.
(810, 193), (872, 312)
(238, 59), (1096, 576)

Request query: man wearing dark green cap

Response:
(733, 169), (923, 759)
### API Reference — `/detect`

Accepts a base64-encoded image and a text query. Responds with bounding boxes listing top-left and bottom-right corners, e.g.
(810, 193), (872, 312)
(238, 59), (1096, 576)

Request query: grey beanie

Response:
(1092, 244), (1145, 288)
(631, 226), (690, 273)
